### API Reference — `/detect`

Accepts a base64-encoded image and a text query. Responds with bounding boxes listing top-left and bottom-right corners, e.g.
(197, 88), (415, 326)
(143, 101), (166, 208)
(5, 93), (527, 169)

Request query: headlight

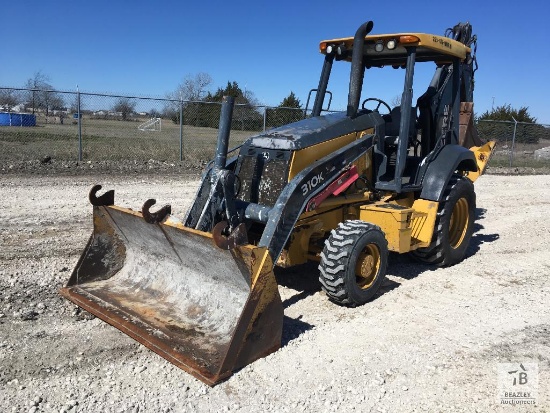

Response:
(387, 39), (397, 50)
(336, 44), (347, 56)
(374, 41), (384, 52)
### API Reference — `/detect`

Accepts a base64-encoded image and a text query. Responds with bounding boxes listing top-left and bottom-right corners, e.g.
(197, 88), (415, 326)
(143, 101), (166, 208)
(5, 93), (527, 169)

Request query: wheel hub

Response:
(355, 244), (380, 289)
(449, 197), (469, 249)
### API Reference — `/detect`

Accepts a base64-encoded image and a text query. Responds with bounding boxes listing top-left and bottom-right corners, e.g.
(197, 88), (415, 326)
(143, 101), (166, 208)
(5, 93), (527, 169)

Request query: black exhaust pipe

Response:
(214, 95), (235, 172)
(347, 21), (374, 118)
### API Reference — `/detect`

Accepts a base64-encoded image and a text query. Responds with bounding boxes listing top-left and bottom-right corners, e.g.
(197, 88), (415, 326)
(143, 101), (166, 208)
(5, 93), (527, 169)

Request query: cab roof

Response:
(320, 33), (470, 67)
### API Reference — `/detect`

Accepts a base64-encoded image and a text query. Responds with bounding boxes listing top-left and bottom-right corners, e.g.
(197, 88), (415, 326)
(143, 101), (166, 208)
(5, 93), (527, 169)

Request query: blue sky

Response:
(1, 0), (549, 123)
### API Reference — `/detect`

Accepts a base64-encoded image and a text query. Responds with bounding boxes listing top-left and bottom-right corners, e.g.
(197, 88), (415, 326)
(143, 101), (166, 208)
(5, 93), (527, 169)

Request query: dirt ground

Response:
(1, 174), (548, 412)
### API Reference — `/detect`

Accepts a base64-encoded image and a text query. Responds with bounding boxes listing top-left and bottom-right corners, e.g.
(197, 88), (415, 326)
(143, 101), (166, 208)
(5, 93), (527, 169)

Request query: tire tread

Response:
(319, 220), (388, 306)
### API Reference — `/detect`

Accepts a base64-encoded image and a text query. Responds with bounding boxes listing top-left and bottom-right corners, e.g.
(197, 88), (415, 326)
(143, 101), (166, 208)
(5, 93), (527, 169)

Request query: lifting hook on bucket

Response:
(142, 199), (172, 224)
(89, 185), (115, 206)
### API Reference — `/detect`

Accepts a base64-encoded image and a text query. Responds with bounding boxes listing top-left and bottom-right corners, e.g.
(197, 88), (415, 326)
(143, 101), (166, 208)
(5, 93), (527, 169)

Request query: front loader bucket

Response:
(60, 205), (283, 386)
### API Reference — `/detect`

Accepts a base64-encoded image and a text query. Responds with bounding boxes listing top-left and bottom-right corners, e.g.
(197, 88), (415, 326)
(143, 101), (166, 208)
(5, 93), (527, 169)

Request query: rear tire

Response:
(411, 176), (475, 266)
(319, 221), (388, 307)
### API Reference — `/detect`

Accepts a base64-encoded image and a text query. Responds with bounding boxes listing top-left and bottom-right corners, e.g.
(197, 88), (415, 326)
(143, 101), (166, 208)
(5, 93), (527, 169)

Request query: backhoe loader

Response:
(61, 20), (495, 385)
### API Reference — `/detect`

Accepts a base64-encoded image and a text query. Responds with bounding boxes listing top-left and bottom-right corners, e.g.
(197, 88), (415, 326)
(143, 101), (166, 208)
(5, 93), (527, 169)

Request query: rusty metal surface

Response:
(60, 205), (283, 386)
(141, 199), (171, 224)
(459, 102), (483, 148)
(212, 222), (248, 250)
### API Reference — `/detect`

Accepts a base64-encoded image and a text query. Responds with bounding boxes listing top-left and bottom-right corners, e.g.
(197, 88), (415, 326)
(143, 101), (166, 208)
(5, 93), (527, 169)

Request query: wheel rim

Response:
(449, 197), (469, 249)
(355, 244), (381, 289)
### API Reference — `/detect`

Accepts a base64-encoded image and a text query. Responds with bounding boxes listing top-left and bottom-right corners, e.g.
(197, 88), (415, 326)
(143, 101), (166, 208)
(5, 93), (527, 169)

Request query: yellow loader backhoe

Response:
(61, 21), (495, 385)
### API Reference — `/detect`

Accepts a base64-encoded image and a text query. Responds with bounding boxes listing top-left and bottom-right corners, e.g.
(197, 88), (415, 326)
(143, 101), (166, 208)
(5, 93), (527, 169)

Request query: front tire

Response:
(319, 221), (388, 307)
(411, 176), (475, 266)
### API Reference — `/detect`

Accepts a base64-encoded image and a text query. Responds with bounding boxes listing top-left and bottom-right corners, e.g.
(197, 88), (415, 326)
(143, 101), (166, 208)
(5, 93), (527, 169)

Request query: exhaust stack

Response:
(347, 21), (374, 118)
(214, 95), (235, 174)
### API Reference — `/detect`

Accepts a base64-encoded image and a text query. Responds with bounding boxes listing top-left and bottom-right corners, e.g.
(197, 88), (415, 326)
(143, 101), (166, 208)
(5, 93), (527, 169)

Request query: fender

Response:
(419, 144), (477, 201)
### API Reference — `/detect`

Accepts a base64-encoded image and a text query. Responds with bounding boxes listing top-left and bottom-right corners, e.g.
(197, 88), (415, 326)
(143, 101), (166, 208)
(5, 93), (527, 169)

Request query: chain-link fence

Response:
(1, 86), (549, 168)
(0, 87), (309, 165)
(478, 120), (550, 167)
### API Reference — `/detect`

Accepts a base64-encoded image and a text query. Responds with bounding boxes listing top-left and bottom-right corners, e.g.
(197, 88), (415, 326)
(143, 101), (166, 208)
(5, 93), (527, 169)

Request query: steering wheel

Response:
(361, 98), (391, 115)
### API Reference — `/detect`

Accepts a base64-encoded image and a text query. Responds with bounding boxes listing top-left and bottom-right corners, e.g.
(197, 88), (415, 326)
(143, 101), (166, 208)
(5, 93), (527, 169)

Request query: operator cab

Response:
(315, 26), (473, 193)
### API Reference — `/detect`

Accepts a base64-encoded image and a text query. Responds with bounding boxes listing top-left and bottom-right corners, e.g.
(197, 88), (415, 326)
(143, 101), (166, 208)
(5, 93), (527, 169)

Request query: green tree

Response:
(266, 91), (304, 128)
(170, 79), (263, 130)
(280, 91), (302, 109)
(477, 104), (536, 123)
(477, 104), (547, 144)
(206, 81), (259, 105)
(203, 81), (262, 130)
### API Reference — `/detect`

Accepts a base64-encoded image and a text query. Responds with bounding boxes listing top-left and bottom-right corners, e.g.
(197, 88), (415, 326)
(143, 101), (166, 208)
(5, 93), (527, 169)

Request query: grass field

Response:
(1, 116), (549, 169)
(488, 139), (550, 168)
(0, 117), (257, 162)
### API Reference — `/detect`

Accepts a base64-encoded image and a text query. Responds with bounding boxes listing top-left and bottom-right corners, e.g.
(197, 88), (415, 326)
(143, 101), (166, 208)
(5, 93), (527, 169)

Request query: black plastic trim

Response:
(419, 144), (477, 201)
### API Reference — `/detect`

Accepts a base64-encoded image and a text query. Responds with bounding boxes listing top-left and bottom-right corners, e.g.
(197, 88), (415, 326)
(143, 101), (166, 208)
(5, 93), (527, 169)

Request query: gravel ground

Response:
(1, 173), (549, 412)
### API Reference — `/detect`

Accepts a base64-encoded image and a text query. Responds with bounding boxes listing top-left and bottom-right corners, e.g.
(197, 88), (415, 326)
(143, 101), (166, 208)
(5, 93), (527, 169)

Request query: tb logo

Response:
(509, 363), (528, 385)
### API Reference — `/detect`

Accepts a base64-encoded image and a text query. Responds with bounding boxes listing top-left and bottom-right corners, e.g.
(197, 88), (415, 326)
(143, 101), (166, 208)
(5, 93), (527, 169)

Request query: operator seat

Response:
(384, 106), (416, 146)
(416, 86), (437, 157)
(376, 105), (420, 186)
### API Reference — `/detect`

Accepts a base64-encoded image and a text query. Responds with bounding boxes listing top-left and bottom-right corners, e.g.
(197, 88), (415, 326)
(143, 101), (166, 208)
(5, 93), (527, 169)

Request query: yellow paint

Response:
(359, 203), (411, 252)
(449, 198), (469, 249)
(308, 191), (373, 210)
(277, 221), (324, 267)
(241, 247), (272, 289)
(277, 194), (439, 262)
(288, 132), (357, 181)
(278, 208), (346, 267)
(320, 32), (470, 61)
(358, 130), (374, 182)
(355, 243), (381, 289)
(409, 199), (439, 248)
(467, 140), (496, 182)
(358, 199), (438, 252)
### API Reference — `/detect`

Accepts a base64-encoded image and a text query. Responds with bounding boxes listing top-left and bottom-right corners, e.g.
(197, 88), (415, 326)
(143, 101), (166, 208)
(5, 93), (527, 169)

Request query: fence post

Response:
(77, 87), (82, 162)
(510, 116), (517, 167)
(179, 96), (184, 162)
(263, 106), (267, 132)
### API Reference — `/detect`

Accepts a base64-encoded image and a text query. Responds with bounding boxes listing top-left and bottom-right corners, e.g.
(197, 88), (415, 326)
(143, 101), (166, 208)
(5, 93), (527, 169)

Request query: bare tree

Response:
(24, 71), (64, 115)
(48, 94), (66, 112)
(113, 98), (136, 121)
(166, 72), (212, 108)
(68, 93), (82, 113)
(0, 89), (21, 111)
(391, 95), (401, 107)
(173, 72), (212, 101)
(165, 72), (213, 123)
(25, 71), (51, 114)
